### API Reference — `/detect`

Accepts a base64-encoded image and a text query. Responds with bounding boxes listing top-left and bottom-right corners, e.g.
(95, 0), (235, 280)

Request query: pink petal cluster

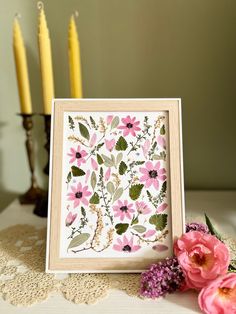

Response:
(118, 115), (141, 137)
(67, 183), (92, 208)
(198, 273), (236, 314)
(89, 133), (97, 147)
(106, 115), (113, 125)
(67, 145), (87, 167)
(174, 231), (230, 290)
(105, 139), (115, 151)
(156, 203), (168, 213)
(65, 212), (77, 227)
(140, 161), (166, 190)
(91, 158), (98, 171)
(113, 200), (135, 221)
(113, 235), (141, 252)
(135, 201), (151, 215)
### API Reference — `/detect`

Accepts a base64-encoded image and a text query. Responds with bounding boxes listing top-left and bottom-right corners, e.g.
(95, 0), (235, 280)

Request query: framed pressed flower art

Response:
(46, 98), (185, 272)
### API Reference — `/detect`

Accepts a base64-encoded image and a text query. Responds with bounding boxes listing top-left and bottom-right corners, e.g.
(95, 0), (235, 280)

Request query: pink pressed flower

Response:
(65, 212), (77, 227)
(105, 139), (115, 152)
(67, 145), (87, 167)
(174, 231), (230, 290)
(198, 273), (236, 314)
(106, 115), (113, 125)
(105, 167), (111, 181)
(113, 200), (135, 221)
(144, 230), (156, 238)
(157, 135), (166, 149)
(139, 161), (167, 190)
(156, 203), (168, 213)
(85, 169), (90, 184)
(91, 158), (98, 171)
(113, 235), (141, 253)
(118, 115), (141, 137)
(89, 133), (97, 147)
(142, 139), (150, 158)
(135, 201), (151, 215)
(67, 183), (92, 208)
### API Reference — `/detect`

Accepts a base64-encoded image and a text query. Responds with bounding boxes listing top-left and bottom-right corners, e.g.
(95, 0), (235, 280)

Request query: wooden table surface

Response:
(0, 191), (235, 313)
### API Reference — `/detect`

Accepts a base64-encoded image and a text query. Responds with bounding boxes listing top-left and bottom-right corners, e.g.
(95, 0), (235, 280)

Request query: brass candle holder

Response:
(33, 114), (51, 217)
(18, 113), (45, 204)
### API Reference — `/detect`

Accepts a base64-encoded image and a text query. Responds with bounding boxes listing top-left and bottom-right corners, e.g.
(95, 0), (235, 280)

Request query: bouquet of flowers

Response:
(140, 215), (236, 314)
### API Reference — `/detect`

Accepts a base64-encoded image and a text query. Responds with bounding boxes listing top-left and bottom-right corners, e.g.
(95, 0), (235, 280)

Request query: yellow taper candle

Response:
(38, 3), (54, 114)
(68, 15), (83, 98)
(13, 17), (32, 114)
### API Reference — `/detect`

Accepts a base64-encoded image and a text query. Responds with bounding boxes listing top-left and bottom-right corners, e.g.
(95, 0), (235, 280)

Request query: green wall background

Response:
(1, 0), (236, 207)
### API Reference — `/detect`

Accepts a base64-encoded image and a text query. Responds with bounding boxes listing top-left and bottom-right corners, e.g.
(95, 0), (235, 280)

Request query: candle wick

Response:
(37, 1), (44, 10)
(15, 13), (21, 19)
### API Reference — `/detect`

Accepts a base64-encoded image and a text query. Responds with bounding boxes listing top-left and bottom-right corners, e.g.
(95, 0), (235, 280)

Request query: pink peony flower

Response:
(113, 235), (141, 252)
(67, 183), (92, 208)
(105, 139), (115, 151)
(89, 133), (97, 147)
(157, 135), (166, 149)
(118, 115), (141, 137)
(106, 115), (113, 125)
(135, 201), (152, 215)
(198, 273), (236, 314)
(67, 145), (87, 167)
(156, 203), (168, 213)
(139, 161), (166, 190)
(91, 158), (98, 171)
(65, 212), (77, 227)
(113, 200), (135, 221)
(105, 167), (111, 181)
(174, 231), (230, 290)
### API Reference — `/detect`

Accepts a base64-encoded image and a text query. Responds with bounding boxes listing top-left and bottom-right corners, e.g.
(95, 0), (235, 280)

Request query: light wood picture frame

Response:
(46, 98), (185, 273)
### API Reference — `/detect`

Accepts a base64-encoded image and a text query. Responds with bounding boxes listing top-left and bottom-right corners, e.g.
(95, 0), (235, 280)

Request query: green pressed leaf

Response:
(113, 187), (123, 203)
(107, 182), (115, 195)
(115, 136), (128, 151)
(111, 154), (116, 164)
(149, 214), (167, 231)
(91, 171), (97, 190)
(68, 115), (75, 130)
(67, 233), (90, 250)
(81, 206), (86, 217)
(116, 152), (123, 166)
(205, 214), (222, 241)
(119, 161), (128, 175)
(111, 116), (120, 129)
(67, 171), (72, 183)
(89, 192), (100, 204)
(97, 143), (104, 150)
(161, 181), (167, 193)
(134, 161), (145, 165)
(132, 225), (146, 234)
(79, 122), (90, 140)
(101, 154), (114, 167)
(129, 184), (144, 200)
(90, 116), (96, 127)
(71, 166), (86, 177)
(160, 125), (165, 135)
(97, 154), (103, 165)
(131, 215), (139, 225)
(115, 223), (129, 235)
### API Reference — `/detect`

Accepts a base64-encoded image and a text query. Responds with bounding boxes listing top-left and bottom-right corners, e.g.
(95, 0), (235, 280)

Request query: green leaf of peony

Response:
(205, 214), (222, 241)
(115, 223), (129, 235)
(116, 152), (123, 166)
(129, 184), (144, 200)
(79, 122), (90, 140)
(113, 187), (123, 203)
(89, 192), (100, 204)
(91, 171), (97, 190)
(119, 161), (128, 175)
(101, 154), (114, 167)
(67, 171), (72, 183)
(149, 214), (167, 231)
(160, 125), (165, 135)
(71, 166), (86, 177)
(132, 225), (146, 234)
(111, 116), (120, 129)
(67, 233), (90, 250)
(107, 182), (115, 195)
(96, 154), (103, 165)
(115, 136), (128, 151)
